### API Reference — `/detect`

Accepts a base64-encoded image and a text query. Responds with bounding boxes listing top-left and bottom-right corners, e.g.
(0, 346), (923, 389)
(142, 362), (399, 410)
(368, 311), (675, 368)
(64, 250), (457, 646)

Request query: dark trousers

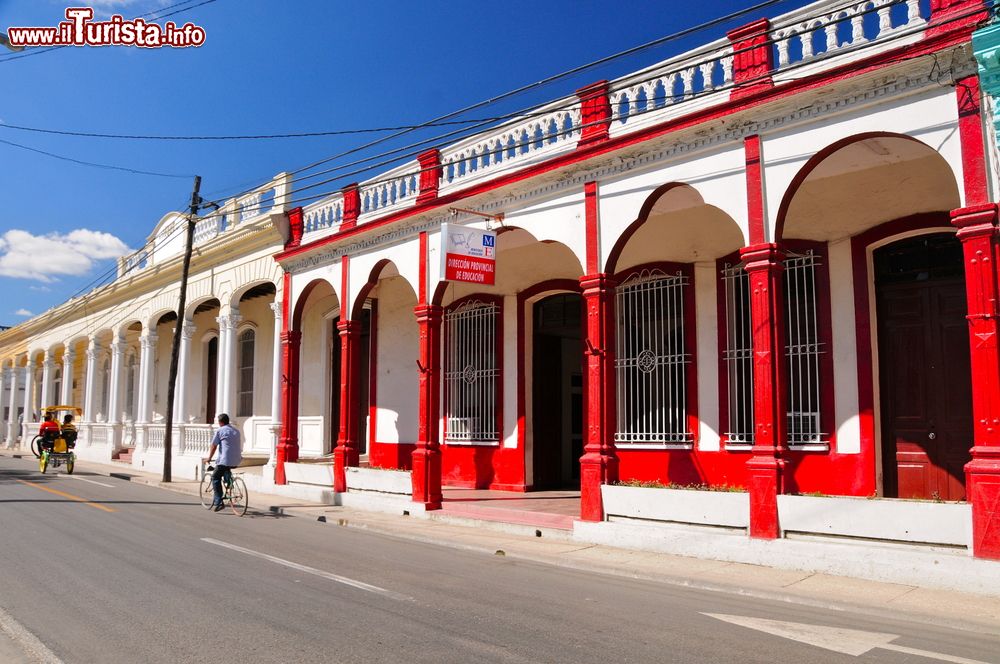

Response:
(211, 465), (233, 504)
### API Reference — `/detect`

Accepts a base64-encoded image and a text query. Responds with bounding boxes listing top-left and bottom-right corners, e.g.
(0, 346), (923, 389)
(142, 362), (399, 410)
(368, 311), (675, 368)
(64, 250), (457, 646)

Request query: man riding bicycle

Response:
(203, 413), (242, 512)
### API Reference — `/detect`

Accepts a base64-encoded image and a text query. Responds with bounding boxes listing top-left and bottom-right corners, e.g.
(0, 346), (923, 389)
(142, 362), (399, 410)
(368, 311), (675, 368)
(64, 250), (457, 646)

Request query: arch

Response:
(147, 308), (177, 330)
(775, 132), (962, 242)
(231, 280), (279, 310)
(292, 278), (338, 331)
(184, 296), (222, 321)
(351, 258), (396, 320)
(605, 182), (744, 274)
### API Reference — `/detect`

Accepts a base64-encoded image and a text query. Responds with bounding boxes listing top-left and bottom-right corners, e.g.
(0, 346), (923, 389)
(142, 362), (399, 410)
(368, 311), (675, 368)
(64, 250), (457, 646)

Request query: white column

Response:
(108, 336), (125, 425)
(60, 347), (75, 405)
(175, 321), (196, 422)
(137, 333), (157, 424)
(3, 368), (15, 448)
(21, 360), (35, 439)
(83, 339), (100, 422)
(268, 301), (283, 466)
(0, 368), (9, 443)
(40, 352), (54, 409)
(216, 310), (241, 418)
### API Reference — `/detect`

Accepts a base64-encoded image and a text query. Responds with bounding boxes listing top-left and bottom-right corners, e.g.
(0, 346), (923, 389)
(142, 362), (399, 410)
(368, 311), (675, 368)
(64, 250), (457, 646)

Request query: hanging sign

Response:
(440, 223), (496, 285)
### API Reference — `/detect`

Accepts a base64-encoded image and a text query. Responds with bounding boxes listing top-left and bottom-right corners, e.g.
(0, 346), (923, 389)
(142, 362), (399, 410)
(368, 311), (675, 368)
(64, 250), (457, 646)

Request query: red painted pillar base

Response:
(333, 320), (361, 494)
(747, 454), (785, 539)
(579, 274), (619, 522)
(740, 244), (789, 540)
(953, 204), (1000, 559)
(412, 304), (443, 510)
(275, 329), (301, 486)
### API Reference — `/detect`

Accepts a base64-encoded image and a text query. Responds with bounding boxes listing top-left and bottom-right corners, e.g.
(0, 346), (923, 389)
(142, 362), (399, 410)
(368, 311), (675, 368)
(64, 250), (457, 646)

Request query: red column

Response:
(727, 19), (774, 101)
(342, 184), (360, 231)
(576, 81), (611, 149)
(333, 319), (361, 493)
(740, 243), (788, 539)
(275, 330), (301, 485)
(579, 274), (619, 521)
(417, 149), (441, 204)
(412, 304), (443, 509)
(952, 204), (1000, 559)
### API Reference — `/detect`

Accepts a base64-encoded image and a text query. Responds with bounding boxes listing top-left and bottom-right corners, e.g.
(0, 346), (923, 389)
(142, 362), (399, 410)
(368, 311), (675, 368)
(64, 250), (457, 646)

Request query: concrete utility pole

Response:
(162, 176), (202, 482)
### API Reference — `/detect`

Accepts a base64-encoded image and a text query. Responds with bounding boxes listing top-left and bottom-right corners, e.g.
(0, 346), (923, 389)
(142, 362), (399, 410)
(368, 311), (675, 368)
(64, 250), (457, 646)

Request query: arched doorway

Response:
(532, 292), (584, 490)
(874, 232), (971, 500)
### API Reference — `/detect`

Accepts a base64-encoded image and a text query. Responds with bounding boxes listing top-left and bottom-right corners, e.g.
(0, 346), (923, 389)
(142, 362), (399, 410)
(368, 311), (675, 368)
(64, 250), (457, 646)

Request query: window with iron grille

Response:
(237, 329), (255, 417)
(784, 250), (825, 445)
(444, 299), (500, 443)
(721, 263), (754, 446)
(125, 353), (136, 420)
(615, 269), (692, 445)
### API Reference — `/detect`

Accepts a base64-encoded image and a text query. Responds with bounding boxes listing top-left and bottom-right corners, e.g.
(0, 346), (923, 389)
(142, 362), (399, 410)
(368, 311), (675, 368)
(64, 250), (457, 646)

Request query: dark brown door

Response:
(205, 337), (218, 424)
(531, 294), (584, 490)
(875, 234), (972, 501)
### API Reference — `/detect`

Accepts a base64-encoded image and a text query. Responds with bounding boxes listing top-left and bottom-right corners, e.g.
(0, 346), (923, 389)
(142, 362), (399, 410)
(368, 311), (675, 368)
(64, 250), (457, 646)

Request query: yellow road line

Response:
(16, 479), (116, 513)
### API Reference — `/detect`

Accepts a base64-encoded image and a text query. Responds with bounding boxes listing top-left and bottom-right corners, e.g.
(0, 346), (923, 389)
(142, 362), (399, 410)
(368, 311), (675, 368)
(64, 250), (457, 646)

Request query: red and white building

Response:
(3, 0), (1000, 562)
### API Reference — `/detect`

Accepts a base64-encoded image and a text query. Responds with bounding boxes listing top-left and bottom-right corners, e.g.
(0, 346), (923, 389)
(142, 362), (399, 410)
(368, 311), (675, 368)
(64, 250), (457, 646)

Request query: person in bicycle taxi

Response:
(61, 413), (78, 448)
(38, 412), (60, 450)
(203, 413), (242, 512)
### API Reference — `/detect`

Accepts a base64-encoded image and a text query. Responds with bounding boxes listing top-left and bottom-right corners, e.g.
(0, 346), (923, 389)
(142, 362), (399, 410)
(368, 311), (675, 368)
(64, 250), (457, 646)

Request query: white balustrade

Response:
(439, 98), (581, 193)
(771, 0), (926, 73)
(609, 38), (733, 136)
(303, 193), (345, 238)
(358, 160), (421, 221)
(183, 424), (214, 457)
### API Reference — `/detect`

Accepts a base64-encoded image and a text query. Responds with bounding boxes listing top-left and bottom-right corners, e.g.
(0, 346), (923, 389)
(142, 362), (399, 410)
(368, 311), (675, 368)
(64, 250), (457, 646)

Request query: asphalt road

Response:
(0, 454), (997, 664)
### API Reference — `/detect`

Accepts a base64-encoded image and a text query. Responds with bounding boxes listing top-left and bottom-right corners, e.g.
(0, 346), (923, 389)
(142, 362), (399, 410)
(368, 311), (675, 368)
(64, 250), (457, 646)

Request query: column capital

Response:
(336, 319), (362, 336)
(24, 356), (36, 370)
(413, 303), (443, 324)
(951, 203), (998, 233)
(739, 242), (786, 268)
(216, 313), (242, 331)
(62, 348), (75, 363)
(181, 322), (197, 340)
(269, 301), (282, 319)
(579, 273), (617, 293)
(139, 333), (158, 349)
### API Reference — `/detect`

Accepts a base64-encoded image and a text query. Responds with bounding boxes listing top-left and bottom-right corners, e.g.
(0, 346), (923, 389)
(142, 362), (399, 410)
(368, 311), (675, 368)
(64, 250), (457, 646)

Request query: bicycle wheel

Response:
(39, 451), (48, 474)
(199, 472), (214, 510)
(228, 476), (248, 516)
(31, 436), (42, 459)
(65, 456), (75, 475)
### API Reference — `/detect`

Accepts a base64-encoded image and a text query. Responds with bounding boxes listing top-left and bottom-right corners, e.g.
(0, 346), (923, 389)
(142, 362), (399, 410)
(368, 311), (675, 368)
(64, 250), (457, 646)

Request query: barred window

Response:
(237, 329), (255, 417)
(444, 300), (500, 443)
(615, 269), (692, 445)
(784, 250), (825, 445)
(721, 263), (754, 446)
(52, 367), (62, 406)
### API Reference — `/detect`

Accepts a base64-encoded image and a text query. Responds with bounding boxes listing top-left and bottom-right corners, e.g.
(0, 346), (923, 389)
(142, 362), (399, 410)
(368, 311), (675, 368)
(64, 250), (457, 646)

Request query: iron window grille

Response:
(721, 262), (755, 447)
(784, 250), (826, 446)
(614, 269), (692, 445)
(444, 299), (500, 443)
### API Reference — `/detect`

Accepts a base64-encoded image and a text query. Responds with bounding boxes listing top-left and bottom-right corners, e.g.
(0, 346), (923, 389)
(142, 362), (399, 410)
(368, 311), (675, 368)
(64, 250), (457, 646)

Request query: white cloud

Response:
(0, 229), (131, 282)
(28, 285), (51, 292)
(15, 309), (33, 317)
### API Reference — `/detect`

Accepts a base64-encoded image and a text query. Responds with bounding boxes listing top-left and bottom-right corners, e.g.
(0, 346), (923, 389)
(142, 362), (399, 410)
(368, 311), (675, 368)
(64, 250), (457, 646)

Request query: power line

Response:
(0, 137), (194, 178)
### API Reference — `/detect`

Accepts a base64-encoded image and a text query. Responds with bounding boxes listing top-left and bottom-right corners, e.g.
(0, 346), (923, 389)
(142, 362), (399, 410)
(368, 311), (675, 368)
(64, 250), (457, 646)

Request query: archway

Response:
(292, 279), (340, 457)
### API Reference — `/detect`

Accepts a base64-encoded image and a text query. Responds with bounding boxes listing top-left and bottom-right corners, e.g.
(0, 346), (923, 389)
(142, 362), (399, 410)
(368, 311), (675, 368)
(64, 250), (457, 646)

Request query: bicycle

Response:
(199, 465), (248, 516)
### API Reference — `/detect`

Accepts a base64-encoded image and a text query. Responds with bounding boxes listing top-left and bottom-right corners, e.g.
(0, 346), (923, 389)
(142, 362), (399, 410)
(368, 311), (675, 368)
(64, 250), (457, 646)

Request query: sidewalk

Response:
(7, 450), (1000, 636)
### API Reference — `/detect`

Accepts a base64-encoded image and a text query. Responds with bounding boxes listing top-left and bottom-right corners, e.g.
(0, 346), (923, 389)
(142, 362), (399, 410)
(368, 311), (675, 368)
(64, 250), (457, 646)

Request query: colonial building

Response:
(3, 0), (1000, 561)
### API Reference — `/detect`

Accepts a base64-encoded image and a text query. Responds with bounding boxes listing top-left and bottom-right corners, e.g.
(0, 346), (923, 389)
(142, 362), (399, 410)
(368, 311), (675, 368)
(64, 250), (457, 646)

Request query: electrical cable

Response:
(0, 137), (195, 178)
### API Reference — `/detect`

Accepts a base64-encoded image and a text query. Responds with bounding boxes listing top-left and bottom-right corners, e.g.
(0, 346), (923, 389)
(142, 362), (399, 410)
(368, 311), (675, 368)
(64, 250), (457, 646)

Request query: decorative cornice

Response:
(283, 51), (975, 273)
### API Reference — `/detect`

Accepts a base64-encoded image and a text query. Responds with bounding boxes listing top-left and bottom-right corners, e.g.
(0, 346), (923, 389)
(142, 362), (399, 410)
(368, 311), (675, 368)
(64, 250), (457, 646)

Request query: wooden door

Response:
(205, 337), (218, 424)
(877, 277), (972, 500)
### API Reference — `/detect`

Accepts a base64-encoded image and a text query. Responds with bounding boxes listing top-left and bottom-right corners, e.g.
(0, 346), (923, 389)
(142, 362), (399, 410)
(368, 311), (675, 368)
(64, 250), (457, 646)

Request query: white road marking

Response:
(0, 604), (64, 664)
(703, 613), (992, 664)
(201, 538), (412, 602)
(57, 474), (115, 488)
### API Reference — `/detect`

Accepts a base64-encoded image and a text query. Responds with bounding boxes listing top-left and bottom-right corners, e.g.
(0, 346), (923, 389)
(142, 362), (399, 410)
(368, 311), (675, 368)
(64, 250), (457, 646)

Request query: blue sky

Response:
(0, 0), (797, 325)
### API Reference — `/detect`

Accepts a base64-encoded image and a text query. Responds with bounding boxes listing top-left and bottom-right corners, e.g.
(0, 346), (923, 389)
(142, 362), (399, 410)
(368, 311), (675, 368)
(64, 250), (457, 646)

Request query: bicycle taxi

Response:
(32, 405), (81, 474)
